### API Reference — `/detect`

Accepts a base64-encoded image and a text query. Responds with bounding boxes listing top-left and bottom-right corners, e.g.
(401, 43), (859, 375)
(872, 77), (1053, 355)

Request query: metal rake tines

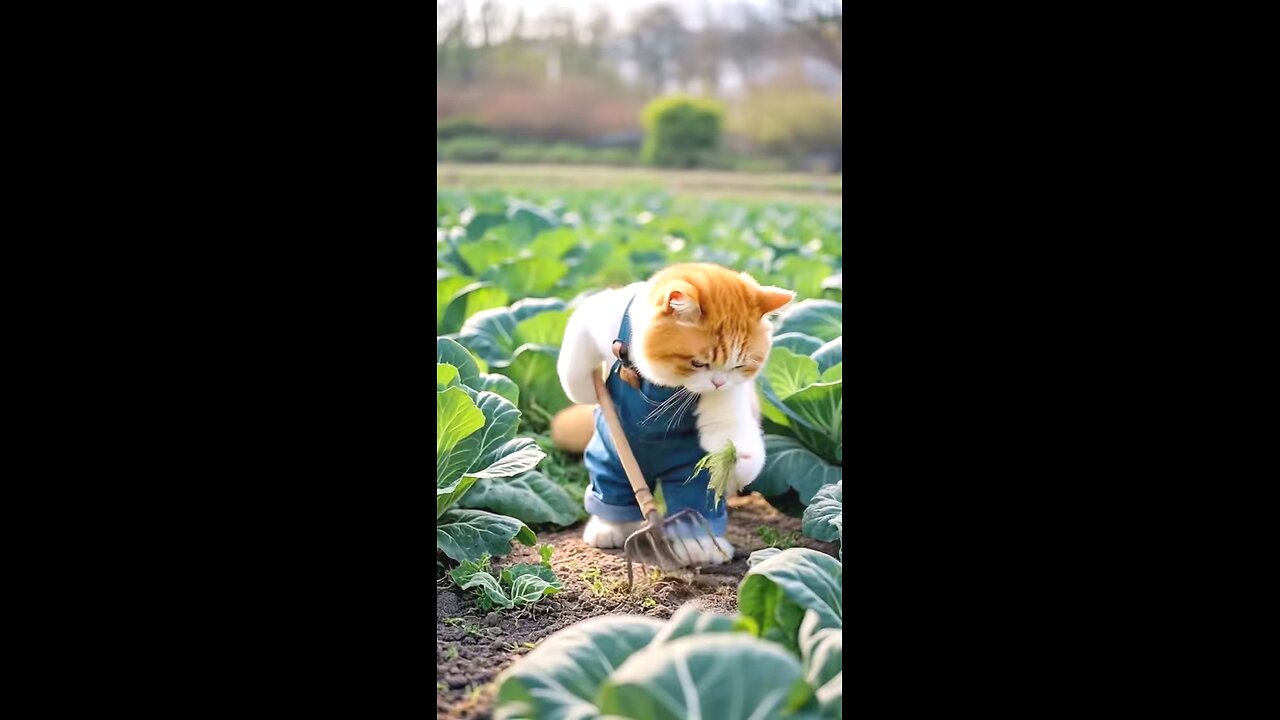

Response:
(623, 509), (731, 589)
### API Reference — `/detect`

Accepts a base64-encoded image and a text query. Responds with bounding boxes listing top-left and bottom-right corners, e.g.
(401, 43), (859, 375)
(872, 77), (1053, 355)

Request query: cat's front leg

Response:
(697, 384), (766, 492)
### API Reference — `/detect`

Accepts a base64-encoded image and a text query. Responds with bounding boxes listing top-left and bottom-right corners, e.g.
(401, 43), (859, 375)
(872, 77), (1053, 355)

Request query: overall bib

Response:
(582, 298), (727, 536)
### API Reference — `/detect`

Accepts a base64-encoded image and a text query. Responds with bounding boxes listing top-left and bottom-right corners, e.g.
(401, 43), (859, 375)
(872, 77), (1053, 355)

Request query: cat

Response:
(553, 262), (794, 565)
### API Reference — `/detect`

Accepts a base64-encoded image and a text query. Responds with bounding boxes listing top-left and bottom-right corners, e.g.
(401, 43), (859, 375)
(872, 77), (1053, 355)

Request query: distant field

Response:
(437, 163), (842, 205)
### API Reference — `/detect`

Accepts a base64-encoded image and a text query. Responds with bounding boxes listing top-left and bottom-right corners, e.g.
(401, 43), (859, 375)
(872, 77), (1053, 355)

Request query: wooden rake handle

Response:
(592, 368), (660, 524)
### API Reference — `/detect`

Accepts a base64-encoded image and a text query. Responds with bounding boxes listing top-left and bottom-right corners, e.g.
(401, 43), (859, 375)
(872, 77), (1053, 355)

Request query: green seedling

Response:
(444, 617), (463, 627)
(446, 645), (458, 660)
(755, 525), (802, 549)
(641, 597), (657, 610)
(581, 568), (605, 595)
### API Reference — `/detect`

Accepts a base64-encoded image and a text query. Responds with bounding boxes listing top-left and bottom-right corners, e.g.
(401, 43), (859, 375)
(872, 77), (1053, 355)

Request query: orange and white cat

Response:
(553, 263), (794, 565)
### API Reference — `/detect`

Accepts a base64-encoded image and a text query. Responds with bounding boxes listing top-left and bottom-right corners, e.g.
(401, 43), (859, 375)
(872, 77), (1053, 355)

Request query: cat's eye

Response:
(734, 365), (746, 370)
(691, 360), (708, 368)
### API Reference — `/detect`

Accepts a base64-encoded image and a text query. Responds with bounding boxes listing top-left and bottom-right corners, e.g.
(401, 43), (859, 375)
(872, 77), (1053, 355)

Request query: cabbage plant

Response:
(494, 547), (844, 719)
(754, 299), (842, 517)
(437, 338), (546, 562)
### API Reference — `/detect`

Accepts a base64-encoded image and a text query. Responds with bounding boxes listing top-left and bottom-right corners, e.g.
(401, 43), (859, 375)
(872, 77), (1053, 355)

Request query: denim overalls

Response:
(582, 298), (726, 536)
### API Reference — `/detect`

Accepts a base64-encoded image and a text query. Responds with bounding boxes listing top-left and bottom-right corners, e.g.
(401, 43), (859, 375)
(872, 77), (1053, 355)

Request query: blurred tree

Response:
(777, 0), (841, 70)
(630, 5), (690, 92)
(725, 6), (771, 83)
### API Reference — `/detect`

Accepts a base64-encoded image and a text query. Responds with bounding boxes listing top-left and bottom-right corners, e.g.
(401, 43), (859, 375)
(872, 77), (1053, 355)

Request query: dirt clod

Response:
(483, 612), (499, 627)
(438, 591), (459, 618)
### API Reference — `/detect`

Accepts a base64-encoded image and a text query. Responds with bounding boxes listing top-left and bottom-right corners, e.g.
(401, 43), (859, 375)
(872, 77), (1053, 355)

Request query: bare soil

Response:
(435, 492), (839, 719)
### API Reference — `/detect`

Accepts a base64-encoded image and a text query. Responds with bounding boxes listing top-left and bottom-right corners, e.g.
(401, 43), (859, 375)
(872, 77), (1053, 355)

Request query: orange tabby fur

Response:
(635, 263), (793, 388)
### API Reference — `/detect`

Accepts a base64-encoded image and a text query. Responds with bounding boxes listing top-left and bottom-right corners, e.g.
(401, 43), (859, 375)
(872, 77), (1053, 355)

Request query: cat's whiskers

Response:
(640, 387), (688, 425)
(666, 390), (698, 435)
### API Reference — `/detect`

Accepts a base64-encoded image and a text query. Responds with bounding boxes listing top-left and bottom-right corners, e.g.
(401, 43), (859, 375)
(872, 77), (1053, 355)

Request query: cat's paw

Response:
(734, 454), (764, 491)
(669, 534), (736, 566)
(732, 436), (766, 491)
(582, 516), (644, 549)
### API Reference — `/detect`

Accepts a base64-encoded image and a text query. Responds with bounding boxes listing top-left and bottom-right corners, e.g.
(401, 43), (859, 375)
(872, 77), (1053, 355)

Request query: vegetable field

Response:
(437, 187), (843, 719)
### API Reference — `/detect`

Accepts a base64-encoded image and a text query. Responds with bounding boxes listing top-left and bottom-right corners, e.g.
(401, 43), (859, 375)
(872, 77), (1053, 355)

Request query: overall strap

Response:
(612, 296), (639, 374)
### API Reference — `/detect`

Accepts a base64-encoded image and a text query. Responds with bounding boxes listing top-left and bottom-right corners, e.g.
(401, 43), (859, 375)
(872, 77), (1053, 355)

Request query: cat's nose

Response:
(711, 376), (726, 389)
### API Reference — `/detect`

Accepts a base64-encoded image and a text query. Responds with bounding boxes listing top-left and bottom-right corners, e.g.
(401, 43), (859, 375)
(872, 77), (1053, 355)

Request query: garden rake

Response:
(591, 369), (729, 589)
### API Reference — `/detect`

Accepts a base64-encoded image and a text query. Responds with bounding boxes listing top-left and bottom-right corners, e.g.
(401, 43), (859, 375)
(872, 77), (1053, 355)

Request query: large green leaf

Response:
(802, 481), (842, 544)
(465, 212), (507, 241)
(782, 381), (842, 464)
(436, 475), (478, 519)
(453, 391), (522, 477)
(436, 509), (536, 562)
(597, 635), (814, 720)
(772, 332), (825, 356)
(494, 616), (664, 720)
(738, 548), (842, 655)
(441, 281), (510, 334)
(498, 344), (571, 430)
(759, 386), (790, 430)
(816, 672), (842, 718)
(821, 363), (842, 382)
(506, 201), (558, 241)
(798, 609), (842, 692)
(812, 337), (841, 373)
(437, 363), (459, 391)
(513, 309), (570, 346)
(436, 387), (484, 487)
(437, 337), (480, 389)
(528, 227), (578, 258)
(765, 347), (820, 400)
(755, 435), (841, 503)
(774, 300), (842, 342)
(650, 606), (751, 646)
(458, 298), (567, 367)
(478, 373), (519, 406)
(437, 274), (470, 329)
(775, 255), (830, 300)
(458, 470), (580, 527)
(482, 257), (568, 298)
(469, 437), (546, 481)
(458, 237), (516, 272)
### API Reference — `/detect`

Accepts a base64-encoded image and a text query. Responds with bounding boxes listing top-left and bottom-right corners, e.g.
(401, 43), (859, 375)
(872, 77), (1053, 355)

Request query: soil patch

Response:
(435, 492), (839, 719)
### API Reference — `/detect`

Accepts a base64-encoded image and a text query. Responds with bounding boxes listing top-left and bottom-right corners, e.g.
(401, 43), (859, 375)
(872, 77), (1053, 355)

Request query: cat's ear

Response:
(756, 286), (795, 315)
(657, 280), (701, 321)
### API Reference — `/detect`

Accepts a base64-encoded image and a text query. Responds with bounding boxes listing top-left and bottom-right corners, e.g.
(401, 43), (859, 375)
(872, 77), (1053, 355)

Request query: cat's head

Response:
(634, 263), (794, 393)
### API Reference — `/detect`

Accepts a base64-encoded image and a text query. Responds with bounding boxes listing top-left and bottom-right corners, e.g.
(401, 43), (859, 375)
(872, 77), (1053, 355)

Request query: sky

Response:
(452, 0), (780, 34)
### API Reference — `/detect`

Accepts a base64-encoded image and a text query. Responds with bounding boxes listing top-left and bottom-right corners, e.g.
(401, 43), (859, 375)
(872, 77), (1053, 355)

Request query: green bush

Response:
(592, 148), (638, 166)
(734, 156), (790, 173)
(545, 143), (590, 164)
(496, 143), (638, 166)
(641, 96), (725, 168)
(439, 136), (502, 162)
(437, 116), (490, 141)
(499, 144), (546, 164)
